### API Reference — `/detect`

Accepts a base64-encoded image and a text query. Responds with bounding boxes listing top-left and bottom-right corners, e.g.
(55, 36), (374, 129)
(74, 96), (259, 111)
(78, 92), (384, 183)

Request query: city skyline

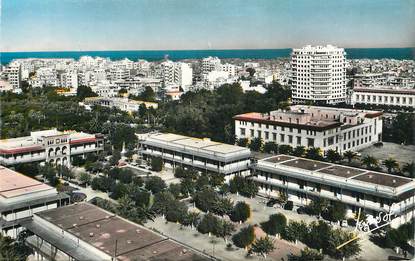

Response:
(2, 0), (415, 52)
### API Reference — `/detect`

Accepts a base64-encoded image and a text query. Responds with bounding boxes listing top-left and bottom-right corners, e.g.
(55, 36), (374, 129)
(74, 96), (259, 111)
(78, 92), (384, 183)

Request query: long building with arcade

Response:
(0, 129), (104, 167)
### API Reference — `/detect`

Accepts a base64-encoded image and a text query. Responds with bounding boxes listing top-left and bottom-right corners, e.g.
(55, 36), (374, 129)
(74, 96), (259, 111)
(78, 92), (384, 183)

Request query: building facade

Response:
(0, 167), (69, 238)
(0, 129), (104, 167)
(234, 105), (383, 153)
(83, 97), (158, 113)
(5, 63), (22, 90)
(137, 133), (251, 178)
(291, 45), (347, 104)
(250, 155), (415, 228)
(351, 87), (415, 108)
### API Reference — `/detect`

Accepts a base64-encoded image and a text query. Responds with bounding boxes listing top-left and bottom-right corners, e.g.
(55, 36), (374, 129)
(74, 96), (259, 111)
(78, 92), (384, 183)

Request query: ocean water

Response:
(0, 48), (414, 65)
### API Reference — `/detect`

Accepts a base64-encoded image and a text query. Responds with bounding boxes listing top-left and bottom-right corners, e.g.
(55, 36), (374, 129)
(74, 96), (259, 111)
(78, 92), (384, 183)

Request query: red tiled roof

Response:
(69, 137), (96, 145)
(0, 146), (43, 155)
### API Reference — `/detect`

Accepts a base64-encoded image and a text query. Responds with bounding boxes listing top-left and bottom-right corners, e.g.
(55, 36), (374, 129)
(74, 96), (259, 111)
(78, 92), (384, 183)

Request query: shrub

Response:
(230, 202), (251, 223)
(232, 225), (255, 249)
(261, 213), (287, 236)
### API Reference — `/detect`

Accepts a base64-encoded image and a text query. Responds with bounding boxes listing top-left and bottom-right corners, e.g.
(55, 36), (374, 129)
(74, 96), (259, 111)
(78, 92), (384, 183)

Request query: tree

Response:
(118, 169), (133, 184)
(383, 158), (399, 174)
(306, 147), (323, 160)
(292, 146), (306, 157)
(218, 220), (236, 243)
(307, 198), (329, 216)
(249, 137), (263, 152)
(77, 85), (97, 100)
(208, 172), (225, 188)
(110, 183), (127, 200)
(182, 211), (201, 229)
(193, 187), (220, 212)
(361, 155), (378, 170)
(78, 171), (91, 185)
(151, 191), (175, 215)
(117, 195), (155, 224)
(110, 150), (121, 166)
(14, 163), (39, 178)
(281, 221), (308, 242)
(278, 144), (293, 155)
(402, 162), (414, 178)
(249, 236), (275, 258)
(261, 213), (287, 236)
(139, 86), (156, 102)
(246, 67), (256, 77)
(165, 200), (188, 223)
(212, 198), (234, 216)
(293, 248), (324, 261)
(263, 142), (278, 154)
(151, 156), (163, 172)
(232, 225), (255, 249)
(39, 164), (59, 186)
(325, 149), (342, 163)
(343, 150), (357, 164)
(230, 201), (251, 223)
(130, 188), (151, 208)
(197, 213), (221, 235)
(307, 221), (331, 251)
(0, 232), (33, 260)
(237, 138), (249, 147)
(324, 202), (346, 222)
(145, 176), (166, 194)
(326, 229), (361, 259)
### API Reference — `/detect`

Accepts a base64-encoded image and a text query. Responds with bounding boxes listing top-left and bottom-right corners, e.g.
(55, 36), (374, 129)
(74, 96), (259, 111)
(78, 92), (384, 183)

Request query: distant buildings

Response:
(250, 154), (415, 228)
(234, 105), (383, 153)
(161, 61), (193, 90)
(0, 129), (104, 167)
(291, 45), (347, 104)
(0, 166), (69, 238)
(20, 203), (209, 261)
(82, 97), (158, 113)
(4, 62), (22, 90)
(351, 87), (415, 108)
(137, 133), (251, 179)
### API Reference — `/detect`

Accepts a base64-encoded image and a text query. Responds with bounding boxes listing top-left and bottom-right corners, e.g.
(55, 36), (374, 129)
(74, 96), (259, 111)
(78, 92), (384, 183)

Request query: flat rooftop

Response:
(0, 167), (54, 199)
(143, 133), (250, 156)
(36, 203), (208, 261)
(258, 155), (415, 190)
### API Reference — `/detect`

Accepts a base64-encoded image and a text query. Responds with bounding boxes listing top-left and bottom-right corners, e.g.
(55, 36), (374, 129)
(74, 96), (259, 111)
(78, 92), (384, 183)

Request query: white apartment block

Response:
(161, 61), (193, 89)
(291, 45), (347, 104)
(201, 56), (221, 74)
(110, 68), (130, 82)
(0, 129), (104, 167)
(234, 105), (383, 153)
(351, 87), (415, 108)
(251, 155), (415, 228)
(29, 68), (59, 88)
(138, 133), (251, 178)
(0, 167), (69, 238)
(60, 70), (78, 89)
(5, 63), (22, 89)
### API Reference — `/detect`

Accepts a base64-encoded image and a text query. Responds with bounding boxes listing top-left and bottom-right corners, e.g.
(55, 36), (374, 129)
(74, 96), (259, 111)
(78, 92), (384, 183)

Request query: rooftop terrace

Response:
(35, 203), (208, 261)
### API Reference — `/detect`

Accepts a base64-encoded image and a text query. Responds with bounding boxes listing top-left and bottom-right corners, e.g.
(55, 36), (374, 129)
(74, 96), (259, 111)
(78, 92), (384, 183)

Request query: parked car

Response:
(266, 198), (279, 207)
(296, 206), (307, 214)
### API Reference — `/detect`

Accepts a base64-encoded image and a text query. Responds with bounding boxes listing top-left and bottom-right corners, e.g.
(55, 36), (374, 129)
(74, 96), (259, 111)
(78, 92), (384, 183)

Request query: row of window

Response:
(355, 94), (414, 105)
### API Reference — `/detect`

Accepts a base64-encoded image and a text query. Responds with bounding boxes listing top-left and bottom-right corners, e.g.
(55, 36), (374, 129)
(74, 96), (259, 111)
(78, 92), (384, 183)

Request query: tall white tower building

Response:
(291, 45), (347, 104)
(161, 61), (193, 90)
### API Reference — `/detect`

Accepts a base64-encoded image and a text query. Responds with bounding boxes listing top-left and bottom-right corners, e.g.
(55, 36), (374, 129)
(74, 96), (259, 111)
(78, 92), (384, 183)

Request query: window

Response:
(240, 128), (246, 135)
(265, 132), (269, 140)
(250, 129), (254, 136)
(328, 136), (334, 146)
(297, 129), (301, 134)
(296, 136), (301, 145)
(280, 134), (285, 142)
(257, 130), (262, 138)
(288, 135), (293, 144)
(307, 138), (314, 147)
(272, 133), (277, 141)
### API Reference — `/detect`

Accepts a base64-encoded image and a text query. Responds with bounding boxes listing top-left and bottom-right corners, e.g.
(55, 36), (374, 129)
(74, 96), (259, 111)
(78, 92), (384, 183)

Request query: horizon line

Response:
(1, 46), (414, 54)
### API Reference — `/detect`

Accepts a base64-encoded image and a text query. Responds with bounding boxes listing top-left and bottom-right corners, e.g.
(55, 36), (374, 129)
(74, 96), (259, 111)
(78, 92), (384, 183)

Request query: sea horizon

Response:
(1, 47), (414, 64)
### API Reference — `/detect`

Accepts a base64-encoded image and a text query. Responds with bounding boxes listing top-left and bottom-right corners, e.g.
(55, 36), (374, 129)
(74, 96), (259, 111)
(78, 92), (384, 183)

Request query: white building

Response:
(234, 105), (383, 153)
(20, 203), (208, 261)
(138, 133), (251, 179)
(291, 45), (347, 104)
(5, 63), (22, 90)
(83, 97), (158, 113)
(0, 167), (69, 238)
(251, 155), (415, 228)
(201, 56), (221, 74)
(0, 129), (104, 167)
(161, 61), (193, 90)
(60, 70), (78, 89)
(351, 87), (415, 108)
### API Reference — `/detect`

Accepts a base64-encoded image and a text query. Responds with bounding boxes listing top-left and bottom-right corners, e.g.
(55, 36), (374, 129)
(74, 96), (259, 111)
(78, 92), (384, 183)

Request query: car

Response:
(266, 198), (279, 207)
(296, 206), (307, 214)
(138, 165), (147, 169)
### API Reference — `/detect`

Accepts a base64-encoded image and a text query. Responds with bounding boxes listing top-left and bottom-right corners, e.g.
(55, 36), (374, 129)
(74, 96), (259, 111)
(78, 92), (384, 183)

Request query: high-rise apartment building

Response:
(291, 45), (346, 104)
(161, 61), (193, 89)
(5, 62), (22, 90)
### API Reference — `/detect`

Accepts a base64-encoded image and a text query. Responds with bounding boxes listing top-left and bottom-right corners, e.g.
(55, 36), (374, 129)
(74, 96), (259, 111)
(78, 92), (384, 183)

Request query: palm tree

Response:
(343, 151), (357, 164)
(292, 146), (306, 157)
(306, 147), (323, 160)
(325, 149), (342, 163)
(383, 158), (399, 174)
(402, 162), (414, 178)
(249, 236), (275, 259)
(361, 155), (378, 170)
(220, 220), (236, 243)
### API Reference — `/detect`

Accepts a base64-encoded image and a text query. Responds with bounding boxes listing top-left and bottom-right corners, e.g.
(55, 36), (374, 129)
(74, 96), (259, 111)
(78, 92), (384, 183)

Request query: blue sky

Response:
(1, 0), (414, 52)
